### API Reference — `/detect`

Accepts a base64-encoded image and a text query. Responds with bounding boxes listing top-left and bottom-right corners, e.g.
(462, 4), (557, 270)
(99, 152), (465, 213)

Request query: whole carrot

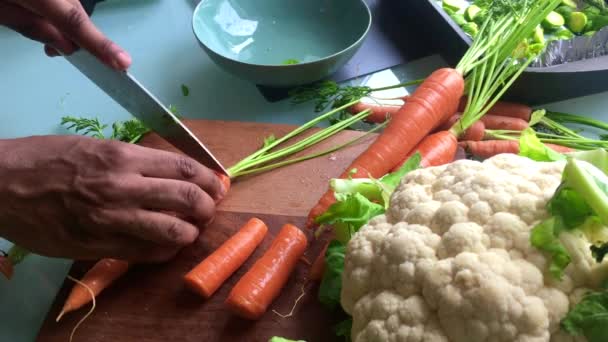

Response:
(392, 130), (459, 171)
(458, 97), (532, 121)
(56, 258), (130, 321)
(184, 217), (268, 298)
(225, 224), (308, 320)
(0, 255), (13, 280)
(480, 115), (529, 131)
(308, 241), (329, 282)
(460, 140), (574, 159)
(307, 68), (465, 227)
(347, 102), (401, 123)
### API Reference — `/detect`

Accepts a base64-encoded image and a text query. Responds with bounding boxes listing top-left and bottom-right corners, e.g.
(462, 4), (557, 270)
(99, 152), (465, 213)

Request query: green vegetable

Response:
(110, 119), (150, 144)
(584, 29), (597, 35)
(315, 193), (384, 244)
(518, 128), (566, 162)
(590, 14), (608, 30)
(61, 116), (107, 139)
(451, 13), (468, 26)
(181, 84), (189, 97)
(464, 4), (482, 21)
(561, 0), (578, 8)
(268, 337), (306, 342)
(590, 242), (608, 262)
(7, 245), (29, 266)
(289, 78), (423, 113)
(543, 11), (566, 31)
(556, 5), (575, 20)
(549, 187), (595, 228)
(555, 28), (576, 39)
(561, 291), (608, 342)
(472, 8), (489, 25)
(531, 25), (546, 44)
(318, 240), (346, 310)
(61, 116), (150, 143)
(530, 217), (571, 279)
(585, 0), (607, 13)
(563, 158), (608, 225)
(334, 318), (352, 342)
(282, 59), (300, 65)
(567, 12), (589, 33)
(462, 22), (479, 37)
(442, 0), (467, 12)
(530, 149), (608, 279)
(583, 5), (603, 16)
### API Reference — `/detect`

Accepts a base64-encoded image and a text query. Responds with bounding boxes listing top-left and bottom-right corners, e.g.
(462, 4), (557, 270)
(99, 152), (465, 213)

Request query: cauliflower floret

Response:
(342, 155), (595, 342)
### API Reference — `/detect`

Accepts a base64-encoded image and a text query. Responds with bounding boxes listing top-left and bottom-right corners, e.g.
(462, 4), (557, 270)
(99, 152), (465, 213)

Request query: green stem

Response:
(228, 109), (370, 175)
(546, 111), (608, 132)
(538, 117), (585, 139)
(229, 98), (362, 172)
(230, 122), (386, 178)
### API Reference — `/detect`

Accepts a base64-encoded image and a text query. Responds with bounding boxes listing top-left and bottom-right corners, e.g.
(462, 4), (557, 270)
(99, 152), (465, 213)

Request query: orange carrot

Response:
(546, 143), (575, 153)
(308, 241), (329, 282)
(480, 115), (529, 131)
(184, 217), (268, 298)
(392, 130), (459, 171)
(436, 115), (485, 141)
(225, 224), (308, 320)
(0, 256), (13, 280)
(461, 121), (486, 141)
(347, 102), (402, 123)
(56, 258), (130, 321)
(213, 171), (232, 203)
(307, 68), (465, 227)
(458, 97), (532, 121)
(460, 140), (574, 159)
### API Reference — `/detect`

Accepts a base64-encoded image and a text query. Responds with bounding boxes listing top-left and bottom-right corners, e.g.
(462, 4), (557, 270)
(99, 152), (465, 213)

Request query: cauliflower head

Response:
(341, 154), (595, 342)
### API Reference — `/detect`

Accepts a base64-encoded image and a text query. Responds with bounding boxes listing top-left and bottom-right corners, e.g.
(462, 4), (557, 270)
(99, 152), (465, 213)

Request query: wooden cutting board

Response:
(36, 120), (377, 342)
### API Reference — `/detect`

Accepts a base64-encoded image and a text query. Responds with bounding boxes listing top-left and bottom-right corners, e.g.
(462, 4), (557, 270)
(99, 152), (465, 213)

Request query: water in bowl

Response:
(194, 0), (368, 66)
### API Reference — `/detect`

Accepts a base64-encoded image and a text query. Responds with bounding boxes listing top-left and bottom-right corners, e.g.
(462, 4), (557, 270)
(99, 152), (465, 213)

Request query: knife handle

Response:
(80, 0), (105, 16)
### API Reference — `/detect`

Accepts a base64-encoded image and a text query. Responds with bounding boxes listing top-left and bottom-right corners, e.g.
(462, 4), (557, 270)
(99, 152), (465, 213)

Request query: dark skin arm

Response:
(0, 0), (224, 262)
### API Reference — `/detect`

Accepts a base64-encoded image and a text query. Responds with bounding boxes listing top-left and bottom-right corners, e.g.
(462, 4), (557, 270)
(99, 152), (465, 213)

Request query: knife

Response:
(64, 49), (228, 175)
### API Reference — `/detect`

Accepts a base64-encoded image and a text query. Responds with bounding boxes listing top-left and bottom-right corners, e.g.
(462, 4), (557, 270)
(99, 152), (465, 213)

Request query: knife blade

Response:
(64, 50), (228, 175)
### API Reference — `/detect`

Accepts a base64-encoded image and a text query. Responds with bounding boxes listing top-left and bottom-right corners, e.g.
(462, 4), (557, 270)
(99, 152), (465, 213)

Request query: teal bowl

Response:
(192, 0), (372, 87)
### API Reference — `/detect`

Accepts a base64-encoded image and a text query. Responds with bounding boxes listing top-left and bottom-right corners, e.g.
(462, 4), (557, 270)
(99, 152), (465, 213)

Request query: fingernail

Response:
(113, 51), (132, 70)
(205, 215), (216, 226)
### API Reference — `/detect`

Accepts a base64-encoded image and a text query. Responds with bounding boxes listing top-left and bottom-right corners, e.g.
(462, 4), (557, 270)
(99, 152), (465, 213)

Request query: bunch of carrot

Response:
(306, 0), (563, 227)
(348, 97), (577, 162)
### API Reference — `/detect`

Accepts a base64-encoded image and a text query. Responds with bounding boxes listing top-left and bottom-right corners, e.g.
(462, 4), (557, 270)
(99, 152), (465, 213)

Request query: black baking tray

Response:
(398, 0), (608, 105)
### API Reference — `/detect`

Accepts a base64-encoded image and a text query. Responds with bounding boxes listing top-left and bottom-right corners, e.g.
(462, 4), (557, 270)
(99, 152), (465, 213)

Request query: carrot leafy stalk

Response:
(289, 79), (423, 114)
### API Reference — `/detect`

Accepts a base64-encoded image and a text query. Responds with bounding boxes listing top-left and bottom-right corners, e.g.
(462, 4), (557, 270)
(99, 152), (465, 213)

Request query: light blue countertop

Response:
(1, 0), (608, 341)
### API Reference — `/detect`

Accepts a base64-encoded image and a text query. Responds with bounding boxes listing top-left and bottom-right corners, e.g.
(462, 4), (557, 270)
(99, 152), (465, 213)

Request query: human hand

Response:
(0, 0), (131, 70)
(0, 135), (225, 262)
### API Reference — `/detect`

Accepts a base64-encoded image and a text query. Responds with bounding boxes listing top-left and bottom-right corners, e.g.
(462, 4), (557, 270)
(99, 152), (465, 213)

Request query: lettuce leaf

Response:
(519, 128), (566, 162)
(530, 217), (571, 279)
(562, 291), (608, 342)
(315, 193), (384, 244)
(318, 241), (346, 310)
